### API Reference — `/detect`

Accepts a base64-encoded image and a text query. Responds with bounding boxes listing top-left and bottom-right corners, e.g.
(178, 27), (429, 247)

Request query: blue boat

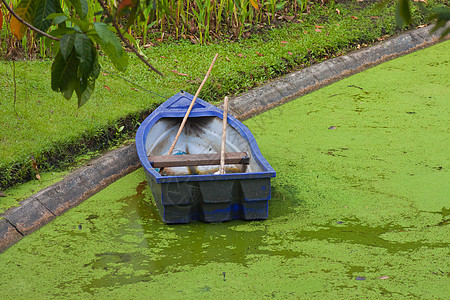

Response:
(136, 91), (276, 223)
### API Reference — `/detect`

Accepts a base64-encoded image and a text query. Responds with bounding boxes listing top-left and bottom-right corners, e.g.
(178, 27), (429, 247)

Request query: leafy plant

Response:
(1, 0), (448, 109)
(2, 0), (160, 107)
(394, 0), (449, 34)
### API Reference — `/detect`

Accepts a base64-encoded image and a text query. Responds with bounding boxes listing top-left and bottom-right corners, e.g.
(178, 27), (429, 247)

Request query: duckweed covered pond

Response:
(0, 41), (449, 298)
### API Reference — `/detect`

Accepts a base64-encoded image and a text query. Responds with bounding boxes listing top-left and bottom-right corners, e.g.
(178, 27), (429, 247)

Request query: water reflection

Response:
(81, 180), (274, 292)
(123, 181), (270, 269)
(78, 178), (448, 293)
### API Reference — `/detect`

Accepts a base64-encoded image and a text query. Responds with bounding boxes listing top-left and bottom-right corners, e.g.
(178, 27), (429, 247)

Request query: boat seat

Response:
(148, 152), (249, 168)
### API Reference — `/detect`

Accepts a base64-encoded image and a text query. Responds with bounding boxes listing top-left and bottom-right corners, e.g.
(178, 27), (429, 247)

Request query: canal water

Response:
(0, 41), (448, 298)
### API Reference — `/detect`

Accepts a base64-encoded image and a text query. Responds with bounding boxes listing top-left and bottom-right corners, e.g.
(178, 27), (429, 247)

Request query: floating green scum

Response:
(0, 41), (448, 298)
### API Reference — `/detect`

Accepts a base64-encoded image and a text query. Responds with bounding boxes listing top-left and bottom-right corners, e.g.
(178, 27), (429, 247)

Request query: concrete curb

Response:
(0, 26), (447, 252)
(0, 145), (140, 252)
(226, 26), (447, 120)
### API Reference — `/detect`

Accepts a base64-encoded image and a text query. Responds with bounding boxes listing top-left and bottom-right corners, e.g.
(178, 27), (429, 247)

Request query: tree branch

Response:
(96, 0), (164, 77)
(1, 0), (60, 41)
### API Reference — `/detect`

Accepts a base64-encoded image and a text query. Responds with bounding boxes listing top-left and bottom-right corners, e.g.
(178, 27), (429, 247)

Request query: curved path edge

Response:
(1, 26), (448, 252)
(226, 26), (448, 120)
(0, 146), (141, 252)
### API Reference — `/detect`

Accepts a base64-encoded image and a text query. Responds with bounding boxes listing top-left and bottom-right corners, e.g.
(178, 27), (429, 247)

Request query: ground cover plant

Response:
(0, 0), (447, 191)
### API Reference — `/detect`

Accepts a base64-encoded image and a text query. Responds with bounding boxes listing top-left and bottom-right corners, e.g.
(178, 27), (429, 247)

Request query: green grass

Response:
(0, 0), (442, 189)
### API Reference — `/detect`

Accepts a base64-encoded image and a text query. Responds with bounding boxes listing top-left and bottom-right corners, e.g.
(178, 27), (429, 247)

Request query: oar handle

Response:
(167, 53), (219, 155)
(219, 96), (229, 174)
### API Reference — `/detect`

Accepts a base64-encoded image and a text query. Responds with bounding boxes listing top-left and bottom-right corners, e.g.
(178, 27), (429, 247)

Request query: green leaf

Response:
(52, 40), (60, 57)
(429, 7), (450, 38)
(92, 23), (119, 46)
(48, 26), (76, 38)
(60, 34), (75, 61)
(66, 0), (89, 20)
(396, 0), (411, 26)
(91, 54), (101, 79)
(62, 78), (77, 100)
(75, 78), (95, 108)
(92, 22), (128, 71)
(46, 13), (68, 25)
(33, 0), (62, 34)
(52, 37), (100, 107)
(74, 33), (95, 79)
(63, 17), (92, 32)
(74, 33), (92, 62)
(276, 1), (286, 11)
(51, 50), (79, 94)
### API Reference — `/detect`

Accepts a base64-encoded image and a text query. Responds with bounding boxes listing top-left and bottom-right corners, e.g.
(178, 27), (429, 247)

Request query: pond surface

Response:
(0, 41), (448, 298)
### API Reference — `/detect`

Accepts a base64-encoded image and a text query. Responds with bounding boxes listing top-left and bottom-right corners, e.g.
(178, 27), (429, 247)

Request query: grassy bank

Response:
(0, 0), (443, 190)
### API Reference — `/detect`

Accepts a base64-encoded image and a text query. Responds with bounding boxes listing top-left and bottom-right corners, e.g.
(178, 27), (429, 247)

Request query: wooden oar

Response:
(218, 96), (229, 174)
(167, 53), (219, 155)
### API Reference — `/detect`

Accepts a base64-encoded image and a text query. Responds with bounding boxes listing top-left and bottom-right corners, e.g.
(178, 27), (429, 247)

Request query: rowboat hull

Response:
(136, 91), (276, 223)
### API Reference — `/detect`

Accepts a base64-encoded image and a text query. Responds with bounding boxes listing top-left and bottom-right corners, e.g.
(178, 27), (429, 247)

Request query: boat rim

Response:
(136, 92), (276, 183)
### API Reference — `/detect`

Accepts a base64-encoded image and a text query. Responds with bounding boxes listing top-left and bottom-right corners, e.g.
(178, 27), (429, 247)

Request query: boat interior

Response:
(145, 116), (263, 175)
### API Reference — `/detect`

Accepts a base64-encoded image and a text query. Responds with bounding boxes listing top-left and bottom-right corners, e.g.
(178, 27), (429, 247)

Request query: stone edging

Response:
(226, 26), (447, 120)
(0, 26), (447, 252)
(0, 145), (140, 252)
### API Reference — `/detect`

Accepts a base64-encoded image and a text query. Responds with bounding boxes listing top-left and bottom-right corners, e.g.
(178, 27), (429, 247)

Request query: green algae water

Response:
(0, 170), (69, 214)
(0, 151), (104, 214)
(1, 41), (449, 298)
